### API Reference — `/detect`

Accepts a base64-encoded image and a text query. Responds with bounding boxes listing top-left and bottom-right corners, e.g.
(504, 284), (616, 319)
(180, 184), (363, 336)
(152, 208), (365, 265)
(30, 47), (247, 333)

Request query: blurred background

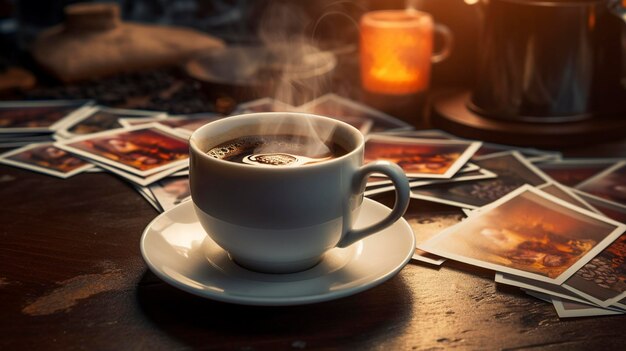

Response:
(0, 0), (481, 111)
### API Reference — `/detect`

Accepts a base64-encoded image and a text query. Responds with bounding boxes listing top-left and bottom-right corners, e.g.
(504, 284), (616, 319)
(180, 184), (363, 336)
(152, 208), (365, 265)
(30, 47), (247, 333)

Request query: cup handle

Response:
(337, 161), (410, 248)
(431, 23), (454, 64)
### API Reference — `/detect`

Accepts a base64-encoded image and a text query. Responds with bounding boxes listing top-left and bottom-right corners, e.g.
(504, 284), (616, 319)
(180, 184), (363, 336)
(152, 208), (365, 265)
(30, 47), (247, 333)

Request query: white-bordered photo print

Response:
(534, 158), (619, 187)
(365, 169), (496, 197)
(409, 151), (552, 209)
(149, 176), (191, 211)
(56, 106), (167, 139)
(364, 134), (481, 179)
(562, 232), (626, 308)
(418, 185), (626, 285)
(91, 159), (188, 187)
(119, 113), (221, 136)
(537, 182), (601, 214)
(0, 142), (93, 178)
(576, 161), (626, 209)
(495, 273), (590, 305)
(552, 296), (625, 318)
(55, 124), (189, 177)
(0, 100), (94, 134)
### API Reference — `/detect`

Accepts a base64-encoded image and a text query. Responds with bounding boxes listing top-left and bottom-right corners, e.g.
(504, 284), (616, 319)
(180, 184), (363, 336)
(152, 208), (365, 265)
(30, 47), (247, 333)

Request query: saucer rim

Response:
(140, 198), (416, 306)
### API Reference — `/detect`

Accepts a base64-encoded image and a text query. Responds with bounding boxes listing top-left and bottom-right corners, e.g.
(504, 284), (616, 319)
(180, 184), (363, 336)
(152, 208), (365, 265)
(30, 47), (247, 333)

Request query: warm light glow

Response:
(360, 10), (434, 95)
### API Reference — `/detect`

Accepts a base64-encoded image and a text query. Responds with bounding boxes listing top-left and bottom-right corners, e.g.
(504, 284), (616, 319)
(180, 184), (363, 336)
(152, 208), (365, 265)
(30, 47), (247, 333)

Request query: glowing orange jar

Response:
(360, 10), (449, 95)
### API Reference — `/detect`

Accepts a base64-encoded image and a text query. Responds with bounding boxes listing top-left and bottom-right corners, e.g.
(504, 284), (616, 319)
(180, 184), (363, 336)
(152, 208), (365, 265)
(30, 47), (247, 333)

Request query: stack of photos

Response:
(418, 185), (626, 318)
(372, 129), (626, 318)
(575, 161), (626, 210)
(535, 158), (621, 187)
(0, 95), (413, 213)
(1, 99), (624, 319)
(55, 106), (167, 139)
(119, 112), (222, 137)
(388, 129), (562, 162)
(0, 100), (94, 148)
(54, 124), (189, 186)
(0, 142), (94, 178)
(362, 135), (488, 197)
(130, 171), (190, 212)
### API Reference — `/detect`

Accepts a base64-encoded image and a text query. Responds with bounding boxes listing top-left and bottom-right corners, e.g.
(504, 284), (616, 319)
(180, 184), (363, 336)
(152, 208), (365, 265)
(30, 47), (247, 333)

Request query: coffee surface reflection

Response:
(207, 134), (347, 167)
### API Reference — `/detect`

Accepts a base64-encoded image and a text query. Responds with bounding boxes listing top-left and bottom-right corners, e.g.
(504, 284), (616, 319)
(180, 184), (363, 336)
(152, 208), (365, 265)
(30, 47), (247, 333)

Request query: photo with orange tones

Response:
(418, 185), (626, 284)
(364, 134), (481, 179)
(564, 233), (626, 307)
(0, 100), (92, 132)
(56, 125), (188, 176)
(58, 106), (165, 138)
(576, 161), (626, 208)
(0, 143), (93, 178)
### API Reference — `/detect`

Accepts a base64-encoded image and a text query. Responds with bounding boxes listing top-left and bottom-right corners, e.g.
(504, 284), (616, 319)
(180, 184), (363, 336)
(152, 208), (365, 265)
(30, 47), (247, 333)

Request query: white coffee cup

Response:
(189, 112), (410, 273)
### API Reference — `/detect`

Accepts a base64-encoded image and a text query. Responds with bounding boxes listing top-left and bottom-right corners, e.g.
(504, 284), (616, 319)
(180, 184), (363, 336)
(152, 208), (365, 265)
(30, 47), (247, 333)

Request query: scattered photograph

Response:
(576, 161), (626, 208)
(0, 100), (93, 133)
(297, 93), (412, 132)
(364, 134), (481, 179)
(563, 233), (626, 307)
(120, 113), (221, 135)
(460, 163), (480, 173)
(387, 130), (561, 162)
(495, 273), (589, 305)
(118, 117), (164, 128)
(149, 176), (191, 211)
(91, 159), (188, 187)
(537, 182), (601, 214)
(366, 162), (483, 188)
(404, 205), (465, 265)
(572, 189), (626, 223)
(473, 148), (561, 163)
(418, 185), (626, 284)
(0, 142), (93, 178)
(525, 290), (624, 318)
(365, 169), (496, 197)
(536, 159), (617, 187)
(410, 151), (551, 209)
(55, 124), (189, 177)
(0, 133), (57, 148)
(56, 106), (166, 138)
(132, 184), (162, 212)
(170, 169), (189, 177)
(552, 297), (624, 318)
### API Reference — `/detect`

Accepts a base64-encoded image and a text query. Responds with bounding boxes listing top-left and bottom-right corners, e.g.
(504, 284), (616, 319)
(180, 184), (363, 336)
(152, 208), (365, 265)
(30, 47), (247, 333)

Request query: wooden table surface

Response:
(1, 125), (625, 350)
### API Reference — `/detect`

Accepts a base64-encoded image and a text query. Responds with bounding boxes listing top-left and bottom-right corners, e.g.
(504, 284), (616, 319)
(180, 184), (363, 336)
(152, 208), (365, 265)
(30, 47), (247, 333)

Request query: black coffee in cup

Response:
(207, 134), (348, 166)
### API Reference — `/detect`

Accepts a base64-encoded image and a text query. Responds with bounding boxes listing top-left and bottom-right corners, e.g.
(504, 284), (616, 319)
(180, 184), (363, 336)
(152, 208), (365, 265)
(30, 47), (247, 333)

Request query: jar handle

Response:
(431, 23), (454, 64)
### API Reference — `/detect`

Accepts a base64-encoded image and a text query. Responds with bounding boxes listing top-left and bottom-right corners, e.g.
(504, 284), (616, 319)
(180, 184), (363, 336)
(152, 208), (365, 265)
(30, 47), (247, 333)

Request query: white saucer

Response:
(140, 198), (415, 306)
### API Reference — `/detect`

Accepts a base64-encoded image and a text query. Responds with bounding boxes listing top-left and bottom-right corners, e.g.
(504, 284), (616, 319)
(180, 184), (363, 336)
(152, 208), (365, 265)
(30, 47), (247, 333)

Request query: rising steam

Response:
(252, 2), (341, 161)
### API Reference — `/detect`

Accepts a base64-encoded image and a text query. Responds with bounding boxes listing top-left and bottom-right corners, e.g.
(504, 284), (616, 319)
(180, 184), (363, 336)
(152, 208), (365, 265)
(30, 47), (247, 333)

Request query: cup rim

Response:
(189, 112), (364, 171)
(361, 9), (431, 28)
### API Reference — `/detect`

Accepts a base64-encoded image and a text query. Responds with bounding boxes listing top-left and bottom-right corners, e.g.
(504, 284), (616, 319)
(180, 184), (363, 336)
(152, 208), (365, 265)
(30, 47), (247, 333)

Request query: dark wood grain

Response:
(1, 133), (625, 350)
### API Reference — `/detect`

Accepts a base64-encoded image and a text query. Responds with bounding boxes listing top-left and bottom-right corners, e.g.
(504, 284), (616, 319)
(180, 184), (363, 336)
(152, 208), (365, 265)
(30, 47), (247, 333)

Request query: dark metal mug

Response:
(469, 0), (624, 122)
